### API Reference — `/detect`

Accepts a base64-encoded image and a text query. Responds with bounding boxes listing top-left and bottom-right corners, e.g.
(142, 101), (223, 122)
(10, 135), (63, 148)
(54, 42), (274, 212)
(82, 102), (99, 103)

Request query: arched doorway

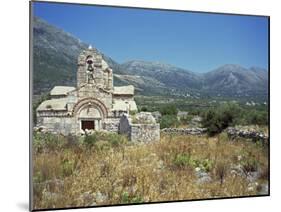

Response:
(78, 106), (102, 130)
(72, 98), (108, 131)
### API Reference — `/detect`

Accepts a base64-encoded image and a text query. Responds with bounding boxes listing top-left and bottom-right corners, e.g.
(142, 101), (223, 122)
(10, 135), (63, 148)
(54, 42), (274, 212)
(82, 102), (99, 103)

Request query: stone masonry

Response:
(119, 113), (160, 143)
(36, 47), (160, 142)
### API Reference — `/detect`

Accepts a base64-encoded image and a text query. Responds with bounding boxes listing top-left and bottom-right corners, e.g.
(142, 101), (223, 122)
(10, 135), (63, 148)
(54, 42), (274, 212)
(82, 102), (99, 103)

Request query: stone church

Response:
(36, 47), (138, 135)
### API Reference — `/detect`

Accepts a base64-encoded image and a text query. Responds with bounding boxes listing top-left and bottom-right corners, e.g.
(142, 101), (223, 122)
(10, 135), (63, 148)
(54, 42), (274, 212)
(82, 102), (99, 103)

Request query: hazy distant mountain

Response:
(120, 60), (203, 90)
(203, 64), (268, 97)
(32, 16), (268, 99)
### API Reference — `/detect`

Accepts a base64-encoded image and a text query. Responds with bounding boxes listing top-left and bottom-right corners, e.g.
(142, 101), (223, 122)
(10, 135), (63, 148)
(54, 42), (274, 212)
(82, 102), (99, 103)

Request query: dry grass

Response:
(32, 132), (268, 210)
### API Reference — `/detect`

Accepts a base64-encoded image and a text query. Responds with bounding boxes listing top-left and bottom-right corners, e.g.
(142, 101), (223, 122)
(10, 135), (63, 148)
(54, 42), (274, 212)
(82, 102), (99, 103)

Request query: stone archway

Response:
(72, 98), (108, 131)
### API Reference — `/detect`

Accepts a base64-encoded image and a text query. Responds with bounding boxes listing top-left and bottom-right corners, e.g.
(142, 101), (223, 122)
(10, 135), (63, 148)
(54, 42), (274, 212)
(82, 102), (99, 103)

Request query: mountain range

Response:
(32, 17), (268, 100)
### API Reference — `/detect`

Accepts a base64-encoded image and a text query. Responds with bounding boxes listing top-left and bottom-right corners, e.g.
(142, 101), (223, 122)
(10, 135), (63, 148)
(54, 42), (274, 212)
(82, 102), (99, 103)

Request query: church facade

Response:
(36, 47), (137, 135)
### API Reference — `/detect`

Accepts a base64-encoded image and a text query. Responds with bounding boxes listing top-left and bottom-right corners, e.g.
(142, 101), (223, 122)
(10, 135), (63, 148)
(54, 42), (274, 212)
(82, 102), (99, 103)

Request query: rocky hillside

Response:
(203, 64), (268, 97)
(33, 17), (87, 94)
(120, 60), (203, 90)
(32, 16), (268, 99)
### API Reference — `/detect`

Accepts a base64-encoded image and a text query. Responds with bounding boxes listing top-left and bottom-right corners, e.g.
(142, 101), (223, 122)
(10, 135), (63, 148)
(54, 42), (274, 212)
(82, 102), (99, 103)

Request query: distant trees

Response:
(245, 110), (268, 125)
(160, 104), (177, 116)
(202, 103), (268, 136)
(157, 102), (268, 131)
(160, 115), (180, 129)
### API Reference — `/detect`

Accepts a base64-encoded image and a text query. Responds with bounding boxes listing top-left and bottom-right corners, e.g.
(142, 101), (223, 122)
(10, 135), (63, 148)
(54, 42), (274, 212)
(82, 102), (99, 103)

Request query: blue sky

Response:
(33, 2), (269, 73)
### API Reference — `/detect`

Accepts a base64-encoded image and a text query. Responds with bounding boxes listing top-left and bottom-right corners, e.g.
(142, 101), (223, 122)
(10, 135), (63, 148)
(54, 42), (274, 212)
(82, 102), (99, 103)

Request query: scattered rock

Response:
(42, 190), (62, 202)
(230, 164), (245, 177)
(79, 191), (94, 204)
(195, 167), (212, 184)
(247, 182), (259, 192)
(246, 171), (260, 182)
(95, 191), (107, 203)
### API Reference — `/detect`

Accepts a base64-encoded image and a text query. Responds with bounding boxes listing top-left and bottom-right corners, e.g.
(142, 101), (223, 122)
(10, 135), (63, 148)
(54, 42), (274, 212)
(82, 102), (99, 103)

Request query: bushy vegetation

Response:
(158, 104), (179, 129)
(135, 96), (268, 131)
(202, 103), (268, 136)
(160, 104), (177, 116)
(33, 132), (268, 209)
(202, 103), (239, 136)
(160, 115), (179, 129)
(245, 110), (268, 126)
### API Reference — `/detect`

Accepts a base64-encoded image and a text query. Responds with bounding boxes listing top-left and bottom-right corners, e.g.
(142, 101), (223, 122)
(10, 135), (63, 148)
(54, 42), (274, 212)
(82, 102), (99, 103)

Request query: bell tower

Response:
(77, 47), (105, 88)
(76, 46), (113, 101)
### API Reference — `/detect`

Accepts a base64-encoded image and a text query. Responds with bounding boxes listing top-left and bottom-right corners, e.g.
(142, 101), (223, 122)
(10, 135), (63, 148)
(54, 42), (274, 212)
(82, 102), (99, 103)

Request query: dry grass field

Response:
(32, 132), (268, 210)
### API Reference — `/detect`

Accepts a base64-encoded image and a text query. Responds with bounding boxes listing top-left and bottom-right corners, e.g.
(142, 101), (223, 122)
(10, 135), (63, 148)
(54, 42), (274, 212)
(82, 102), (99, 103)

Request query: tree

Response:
(202, 103), (241, 136)
(160, 115), (179, 129)
(160, 104), (177, 116)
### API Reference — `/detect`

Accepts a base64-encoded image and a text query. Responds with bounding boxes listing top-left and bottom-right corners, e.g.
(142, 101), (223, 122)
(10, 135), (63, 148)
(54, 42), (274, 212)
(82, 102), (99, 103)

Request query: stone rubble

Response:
(195, 167), (212, 184)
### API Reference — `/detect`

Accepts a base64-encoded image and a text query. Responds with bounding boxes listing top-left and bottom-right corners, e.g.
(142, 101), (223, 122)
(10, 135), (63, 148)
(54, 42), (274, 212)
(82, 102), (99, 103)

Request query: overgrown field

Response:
(32, 132), (268, 210)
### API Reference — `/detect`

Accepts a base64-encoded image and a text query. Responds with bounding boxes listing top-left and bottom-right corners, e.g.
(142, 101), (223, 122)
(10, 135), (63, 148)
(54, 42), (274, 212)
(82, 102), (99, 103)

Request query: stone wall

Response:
(130, 123), (160, 143)
(119, 113), (160, 143)
(36, 116), (77, 135)
(226, 127), (268, 143)
(103, 118), (120, 133)
(161, 127), (207, 135)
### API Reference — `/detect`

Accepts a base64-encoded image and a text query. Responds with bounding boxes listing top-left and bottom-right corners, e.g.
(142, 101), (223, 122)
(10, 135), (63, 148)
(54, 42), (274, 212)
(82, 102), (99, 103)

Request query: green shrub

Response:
(160, 115), (179, 129)
(173, 153), (191, 168)
(160, 104), (177, 115)
(200, 159), (213, 172)
(61, 158), (75, 177)
(33, 132), (65, 152)
(179, 115), (193, 125)
(218, 132), (229, 143)
(241, 158), (259, 173)
(245, 110), (268, 125)
(202, 103), (241, 136)
(189, 158), (213, 172)
(83, 134), (97, 147)
(107, 133), (127, 147)
(240, 150), (259, 173)
(121, 192), (143, 204)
